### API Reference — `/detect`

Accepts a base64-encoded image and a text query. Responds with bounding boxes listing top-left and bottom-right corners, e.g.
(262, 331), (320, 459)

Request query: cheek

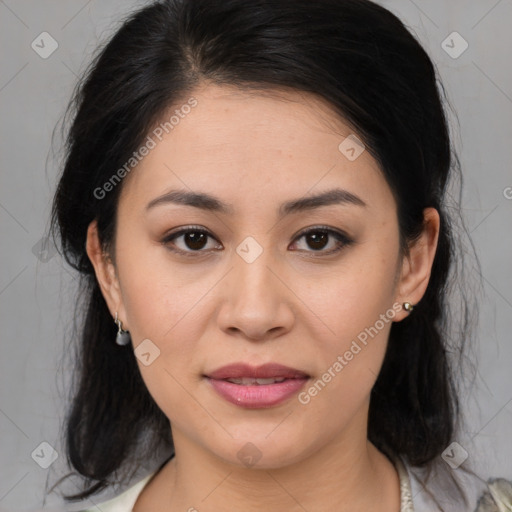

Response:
(118, 266), (207, 422)
(116, 240), (211, 340)
(295, 234), (399, 400)
(296, 296), (394, 439)
(301, 237), (399, 343)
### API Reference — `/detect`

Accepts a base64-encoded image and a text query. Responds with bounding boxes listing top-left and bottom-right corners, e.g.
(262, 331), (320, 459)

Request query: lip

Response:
(206, 363), (309, 380)
(205, 363), (310, 409)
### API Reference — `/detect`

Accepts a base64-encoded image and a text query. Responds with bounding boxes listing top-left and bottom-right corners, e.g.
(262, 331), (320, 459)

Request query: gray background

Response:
(1, 0), (511, 510)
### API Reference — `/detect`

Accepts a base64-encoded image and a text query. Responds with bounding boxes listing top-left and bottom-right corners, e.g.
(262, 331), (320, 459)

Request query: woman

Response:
(48, 0), (512, 511)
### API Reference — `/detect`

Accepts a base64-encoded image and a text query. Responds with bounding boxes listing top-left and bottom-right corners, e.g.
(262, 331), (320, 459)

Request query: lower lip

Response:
(206, 377), (309, 408)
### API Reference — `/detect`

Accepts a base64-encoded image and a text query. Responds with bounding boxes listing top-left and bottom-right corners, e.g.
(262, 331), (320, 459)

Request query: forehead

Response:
(118, 83), (393, 215)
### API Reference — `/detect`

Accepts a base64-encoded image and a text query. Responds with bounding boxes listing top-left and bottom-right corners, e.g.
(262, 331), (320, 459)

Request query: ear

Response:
(85, 220), (127, 326)
(394, 207), (440, 321)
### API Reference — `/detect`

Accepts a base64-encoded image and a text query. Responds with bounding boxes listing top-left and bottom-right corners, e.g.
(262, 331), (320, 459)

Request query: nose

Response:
(216, 246), (295, 341)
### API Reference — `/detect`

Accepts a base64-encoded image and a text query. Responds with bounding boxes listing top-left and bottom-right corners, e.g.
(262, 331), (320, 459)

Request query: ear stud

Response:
(403, 302), (414, 313)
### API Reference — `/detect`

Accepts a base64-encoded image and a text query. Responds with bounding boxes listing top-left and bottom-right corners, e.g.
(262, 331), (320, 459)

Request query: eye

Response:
(161, 226), (222, 256)
(161, 225), (352, 258)
(289, 226), (352, 255)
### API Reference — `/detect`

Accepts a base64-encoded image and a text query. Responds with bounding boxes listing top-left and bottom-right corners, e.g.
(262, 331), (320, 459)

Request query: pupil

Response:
(186, 232), (206, 250)
(308, 232), (328, 250)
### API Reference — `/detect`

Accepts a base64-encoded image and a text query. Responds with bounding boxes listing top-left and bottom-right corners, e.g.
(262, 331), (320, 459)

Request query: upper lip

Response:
(206, 363), (309, 380)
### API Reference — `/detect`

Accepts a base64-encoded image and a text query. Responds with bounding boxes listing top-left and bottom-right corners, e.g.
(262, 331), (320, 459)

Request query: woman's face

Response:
(92, 83), (419, 468)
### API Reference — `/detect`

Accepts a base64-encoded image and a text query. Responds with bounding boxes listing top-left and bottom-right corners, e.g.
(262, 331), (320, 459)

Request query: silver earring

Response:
(114, 312), (131, 346)
(403, 302), (414, 313)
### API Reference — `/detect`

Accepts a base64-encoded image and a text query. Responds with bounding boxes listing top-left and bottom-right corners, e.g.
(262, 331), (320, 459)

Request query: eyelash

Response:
(161, 225), (353, 258)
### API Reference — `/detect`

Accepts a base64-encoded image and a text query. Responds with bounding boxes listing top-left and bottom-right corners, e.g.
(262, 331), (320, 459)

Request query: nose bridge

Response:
(217, 235), (293, 339)
(233, 236), (279, 307)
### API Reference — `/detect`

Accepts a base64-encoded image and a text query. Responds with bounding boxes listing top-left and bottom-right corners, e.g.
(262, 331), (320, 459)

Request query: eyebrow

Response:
(145, 187), (366, 217)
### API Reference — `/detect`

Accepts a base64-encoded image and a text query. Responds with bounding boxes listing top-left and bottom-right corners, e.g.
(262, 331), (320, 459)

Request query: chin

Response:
(208, 428), (317, 471)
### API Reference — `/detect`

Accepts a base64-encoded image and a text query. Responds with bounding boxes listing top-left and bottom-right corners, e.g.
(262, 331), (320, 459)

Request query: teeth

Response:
(226, 377), (287, 385)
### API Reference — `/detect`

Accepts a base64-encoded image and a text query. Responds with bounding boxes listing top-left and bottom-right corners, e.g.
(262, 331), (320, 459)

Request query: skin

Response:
(86, 82), (440, 511)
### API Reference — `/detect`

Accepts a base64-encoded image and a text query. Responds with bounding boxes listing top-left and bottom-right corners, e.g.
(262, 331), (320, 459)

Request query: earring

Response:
(114, 312), (131, 346)
(403, 302), (414, 313)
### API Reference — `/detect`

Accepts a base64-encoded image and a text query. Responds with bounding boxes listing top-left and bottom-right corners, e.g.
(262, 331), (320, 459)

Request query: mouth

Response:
(223, 377), (289, 385)
(204, 363), (310, 409)
(205, 362), (309, 380)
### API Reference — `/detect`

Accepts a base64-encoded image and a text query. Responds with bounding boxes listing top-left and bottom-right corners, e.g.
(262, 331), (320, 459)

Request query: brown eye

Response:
(290, 227), (352, 255)
(162, 226), (222, 256)
(304, 231), (329, 250)
(182, 231), (208, 250)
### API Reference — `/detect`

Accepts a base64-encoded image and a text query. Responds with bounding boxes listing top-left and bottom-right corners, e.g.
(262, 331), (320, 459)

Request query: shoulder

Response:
(79, 471), (156, 512)
(401, 458), (512, 512)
